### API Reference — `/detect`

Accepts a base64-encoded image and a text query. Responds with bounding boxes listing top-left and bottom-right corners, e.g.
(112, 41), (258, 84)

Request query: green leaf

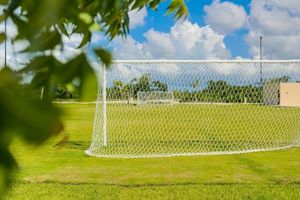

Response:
(80, 65), (97, 101)
(9, 14), (27, 39)
(20, 56), (52, 73)
(77, 31), (91, 48)
(0, 148), (17, 171)
(0, 147), (17, 195)
(89, 23), (101, 32)
(94, 48), (112, 66)
(0, 0), (8, 5)
(0, 33), (6, 43)
(0, 68), (63, 144)
(78, 12), (93, 25)
(0, 0), (191, 194)
(7, 0), (19, 13)
(58, 22), (69, 37)
(30, 71), (51, 88)
(166, 0), (188, 19)
(20, 56), (64, 101)
(23, 31), (61, 52)
(0, 14), (5, 23)
(59, 54), (97, 101)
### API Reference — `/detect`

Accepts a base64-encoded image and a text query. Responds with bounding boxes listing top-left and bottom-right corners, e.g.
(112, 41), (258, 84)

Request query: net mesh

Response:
(137, 91), (176, 105)
(86, 60), (300, 158)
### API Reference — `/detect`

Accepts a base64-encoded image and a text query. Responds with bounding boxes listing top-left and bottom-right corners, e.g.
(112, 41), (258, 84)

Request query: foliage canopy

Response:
(0, 0), (188, 195)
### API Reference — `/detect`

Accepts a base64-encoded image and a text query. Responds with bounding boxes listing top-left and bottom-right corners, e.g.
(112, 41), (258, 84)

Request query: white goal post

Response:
(86, 60), (300, 158)
(137, 91), (176, 105)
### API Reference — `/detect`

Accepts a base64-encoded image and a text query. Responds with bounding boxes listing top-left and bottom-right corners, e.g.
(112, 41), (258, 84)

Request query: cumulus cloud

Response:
(248, 0), (300, 36)
(112, 20), (231, 60)
(108, 62), (181, 85)
(0, 19), (28, 68)
(53, 33), (83, 63)
(0, 42), (24, 69)
(203, 0), (300, 59)
(0, 19), (18, 39)
(0, 6), (21, 68)
(246, 0), (300, 59)
(107, 21), (237, 84)
(204, 0), (247, 35)
(111, 36), (151, 59)
(128, 8), (148, 29)
(262, 0), (300, 17)
(0, 17), (83, 69)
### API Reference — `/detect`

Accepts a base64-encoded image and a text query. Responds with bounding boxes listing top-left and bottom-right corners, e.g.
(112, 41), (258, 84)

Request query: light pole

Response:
(260, 36), (263, 85)
(4, 9), (7, 68)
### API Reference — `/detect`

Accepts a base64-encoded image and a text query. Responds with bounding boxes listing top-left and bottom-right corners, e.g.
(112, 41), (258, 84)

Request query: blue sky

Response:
(97, 0), (300, 88)
(130, 0), (250, 38)
(100, 0), (300, 60)
(1, 0), (300, 68)
(119, 0), (252, 58)
(139, 0), (251, 58)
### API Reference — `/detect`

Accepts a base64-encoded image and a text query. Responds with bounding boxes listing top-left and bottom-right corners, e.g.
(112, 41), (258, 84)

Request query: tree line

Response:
(107, 74), (265, 103)
(54, 74), (291, 103)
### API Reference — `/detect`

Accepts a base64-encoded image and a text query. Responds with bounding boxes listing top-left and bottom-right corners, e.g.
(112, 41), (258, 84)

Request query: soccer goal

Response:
(86, 60), (300, 158)
(137, 91), (176, 105)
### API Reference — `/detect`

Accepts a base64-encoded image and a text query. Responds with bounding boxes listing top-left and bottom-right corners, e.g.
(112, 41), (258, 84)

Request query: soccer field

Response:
(6, 104), (300, 199)
(89, 103), (300, 157)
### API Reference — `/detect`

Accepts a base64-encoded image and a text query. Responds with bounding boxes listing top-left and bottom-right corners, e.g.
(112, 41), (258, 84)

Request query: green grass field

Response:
(5, 104), (300, 199)
(89, 103), (300, 157)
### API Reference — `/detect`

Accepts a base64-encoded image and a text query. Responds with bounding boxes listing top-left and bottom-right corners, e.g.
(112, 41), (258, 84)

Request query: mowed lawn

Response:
(90, 103), (300, 157)
(5, 103), (300, 200)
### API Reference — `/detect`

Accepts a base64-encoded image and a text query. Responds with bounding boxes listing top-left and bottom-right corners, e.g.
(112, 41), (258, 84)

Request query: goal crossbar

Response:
(112, 60), (300, 64)
(86, 60), (300, 158)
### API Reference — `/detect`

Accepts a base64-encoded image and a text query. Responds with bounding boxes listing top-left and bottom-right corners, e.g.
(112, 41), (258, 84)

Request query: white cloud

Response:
(0, 18), (83, 68)
(204, 0), (247, 35)
(107, 21), (235, 83)
(53, 34), (83, 63)
(246, 0), (300, 59)
(91, 32), (103, 43)
(0, 39), (29, 69)
(128, 8), (148, 29)
(262, 0), (300, 17)
(112, 36), (151, 59)
(112, 20), (231, 60)
(0, 6), (18, 38)
(0, 7), (23, 68)
(0, 19), (18, 38)
(108, 62), (181, 84)
(0, 43), (21, 68)
(248, 0), (300, 36)
(143, 29), (176, 59)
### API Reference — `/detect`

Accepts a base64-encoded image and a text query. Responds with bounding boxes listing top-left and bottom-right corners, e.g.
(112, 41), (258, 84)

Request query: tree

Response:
(106, 74), (169, 101)
(191, 79), (200, 91)
(0, 0), (188, 194)
(56, 86), (78, 100)
(108, 80), (124, 99)
(263, 76), (290, 85)
(138, 74), (152, 92)
(151, 80), (168, 92)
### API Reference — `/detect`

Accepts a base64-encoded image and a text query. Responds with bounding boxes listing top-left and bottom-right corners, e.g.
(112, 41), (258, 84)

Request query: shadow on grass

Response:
(53, 141), (90, 150)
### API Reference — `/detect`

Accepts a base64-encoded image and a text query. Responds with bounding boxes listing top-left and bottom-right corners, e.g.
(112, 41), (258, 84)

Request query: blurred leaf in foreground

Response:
(0, 68), (63, 195)
(0, 0), (188, 196)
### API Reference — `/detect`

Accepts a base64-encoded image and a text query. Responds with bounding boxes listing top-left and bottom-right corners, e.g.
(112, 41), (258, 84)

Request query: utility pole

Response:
(4, 9), (7, 68)
(260, 36), (263, 85)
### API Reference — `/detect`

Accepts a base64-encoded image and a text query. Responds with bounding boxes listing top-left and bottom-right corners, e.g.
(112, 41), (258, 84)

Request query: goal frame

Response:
(86, 59), (300, 158)
(137, 91), (175, 105)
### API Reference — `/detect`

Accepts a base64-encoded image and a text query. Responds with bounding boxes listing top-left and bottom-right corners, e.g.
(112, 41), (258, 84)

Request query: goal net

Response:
(137, 91), (176, 105)
(86, 60), (300, 158)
